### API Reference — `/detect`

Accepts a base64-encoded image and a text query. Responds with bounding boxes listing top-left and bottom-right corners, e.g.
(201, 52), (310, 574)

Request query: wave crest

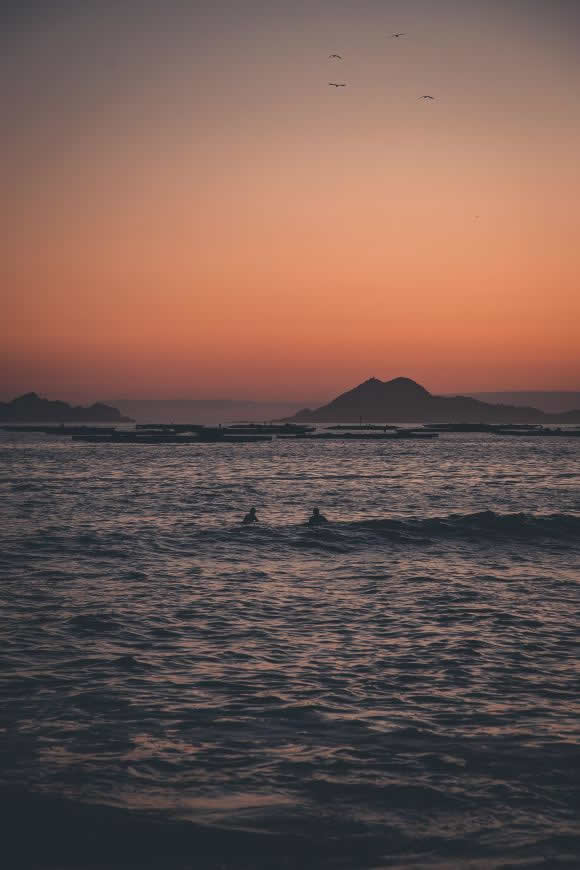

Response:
(353, 511), (580, 541)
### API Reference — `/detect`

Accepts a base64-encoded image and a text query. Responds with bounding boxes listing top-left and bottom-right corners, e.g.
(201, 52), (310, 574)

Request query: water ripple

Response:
(1, 434), (579, 867)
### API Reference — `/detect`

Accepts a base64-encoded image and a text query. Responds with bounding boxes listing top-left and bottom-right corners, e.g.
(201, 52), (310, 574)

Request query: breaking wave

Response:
(351, 510), (580, 541)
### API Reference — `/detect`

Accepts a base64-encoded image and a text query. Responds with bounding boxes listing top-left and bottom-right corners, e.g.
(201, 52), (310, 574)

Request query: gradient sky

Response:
(2, 0), (579, 401)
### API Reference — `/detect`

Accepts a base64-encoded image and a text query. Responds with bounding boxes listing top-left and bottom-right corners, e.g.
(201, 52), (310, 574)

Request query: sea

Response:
(1, 430), (579, 869)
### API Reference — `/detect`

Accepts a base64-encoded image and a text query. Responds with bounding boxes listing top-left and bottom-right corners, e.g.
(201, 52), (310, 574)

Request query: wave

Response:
(350, 510), (580, 542)
(147, 512), (580, 564)
(6, 512), (579, 569)
(187, 511), (580, 559)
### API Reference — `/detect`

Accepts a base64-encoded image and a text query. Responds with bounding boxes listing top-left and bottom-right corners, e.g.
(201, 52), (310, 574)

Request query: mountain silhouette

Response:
(286, 377), (580, 423)
(0, 393), (133, 423)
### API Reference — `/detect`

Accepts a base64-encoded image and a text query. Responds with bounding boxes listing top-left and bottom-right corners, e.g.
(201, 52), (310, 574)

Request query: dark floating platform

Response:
(72, 432), (272, 444)
(423, 423), (580, 436)
(325, 423), (399, 431)
(310, 431), (438, 440)
(135, 423), (207, 432)
(6, 421), (579, 445)
(69, 425), (438, 444)
(423, 423), (542, 433)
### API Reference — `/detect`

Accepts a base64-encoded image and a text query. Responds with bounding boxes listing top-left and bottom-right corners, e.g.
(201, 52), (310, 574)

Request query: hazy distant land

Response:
(3, 384), (580, 425)
(0, 393), (133, 423)
(108, 392), (580, 424)
(286, 378), (580, 424)
(462, 392), (580, 413)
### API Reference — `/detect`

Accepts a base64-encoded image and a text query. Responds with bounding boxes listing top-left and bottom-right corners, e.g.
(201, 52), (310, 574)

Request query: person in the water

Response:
(308, 507), (328, 526)
(242, 507), (258, 524)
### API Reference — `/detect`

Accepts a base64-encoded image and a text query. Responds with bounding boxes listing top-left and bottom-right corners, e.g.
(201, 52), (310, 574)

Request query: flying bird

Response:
(418, 95), (435, 100)
(328, 82), (347, 87)
(328, 54), (343, 59)
(391, 33), (407, 38)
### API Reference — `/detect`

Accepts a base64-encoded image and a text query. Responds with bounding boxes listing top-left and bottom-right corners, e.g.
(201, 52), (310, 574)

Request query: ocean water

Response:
(1, 431), (580, 869)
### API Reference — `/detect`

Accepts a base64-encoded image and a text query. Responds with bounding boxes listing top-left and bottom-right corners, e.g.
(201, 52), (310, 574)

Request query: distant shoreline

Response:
(284, 378), (580, 425)
(0, 393), (133, 424)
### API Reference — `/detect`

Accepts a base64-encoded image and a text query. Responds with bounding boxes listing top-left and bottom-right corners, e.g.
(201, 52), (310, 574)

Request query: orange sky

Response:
(2, 0), (579, 400)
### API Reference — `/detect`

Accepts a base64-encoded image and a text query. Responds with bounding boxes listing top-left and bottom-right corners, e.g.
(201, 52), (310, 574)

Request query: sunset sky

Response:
(2, 0), (579, 401)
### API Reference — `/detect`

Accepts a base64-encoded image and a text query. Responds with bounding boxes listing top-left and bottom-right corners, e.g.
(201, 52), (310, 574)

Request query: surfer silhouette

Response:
(242, 507), (258, 524)
(308, 507), (328, 526)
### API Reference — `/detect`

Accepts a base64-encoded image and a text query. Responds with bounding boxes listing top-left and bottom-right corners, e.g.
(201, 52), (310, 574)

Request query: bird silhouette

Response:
(328, 82), (347, 87)
(391, 33), (407, 38)
(328, 54), (343, 60)
(418, 95), (435, 100)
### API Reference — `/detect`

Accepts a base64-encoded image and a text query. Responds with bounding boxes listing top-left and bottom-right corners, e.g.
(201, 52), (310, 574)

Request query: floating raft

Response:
(308, 431), (438, 440)
(422, 423), (543, 433)
(72, 432), (272, 444)
(325, 424), (399, 431)
(135, 423), (207, 432)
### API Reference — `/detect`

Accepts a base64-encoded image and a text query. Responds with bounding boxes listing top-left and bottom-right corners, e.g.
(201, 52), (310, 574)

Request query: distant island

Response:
(0, 393), (133, 423)
(285, 377), (580, 424)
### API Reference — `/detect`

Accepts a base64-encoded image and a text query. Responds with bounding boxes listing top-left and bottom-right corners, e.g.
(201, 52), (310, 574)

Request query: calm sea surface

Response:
(1, 432), (579, 869)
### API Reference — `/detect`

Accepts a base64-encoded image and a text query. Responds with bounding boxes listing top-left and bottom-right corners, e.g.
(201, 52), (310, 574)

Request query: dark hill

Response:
(286, 377), (580, 424)
(0, 393), (133, 423)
